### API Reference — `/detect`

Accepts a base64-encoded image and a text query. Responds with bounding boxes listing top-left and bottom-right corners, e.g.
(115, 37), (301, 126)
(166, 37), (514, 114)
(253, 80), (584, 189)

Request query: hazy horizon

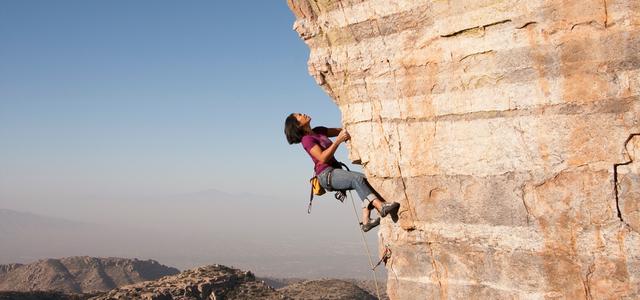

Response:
(0, 193), (384, 279)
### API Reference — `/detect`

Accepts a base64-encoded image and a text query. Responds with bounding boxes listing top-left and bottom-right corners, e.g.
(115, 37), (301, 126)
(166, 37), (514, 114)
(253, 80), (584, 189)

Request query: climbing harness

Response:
(307, 162), (348, 214)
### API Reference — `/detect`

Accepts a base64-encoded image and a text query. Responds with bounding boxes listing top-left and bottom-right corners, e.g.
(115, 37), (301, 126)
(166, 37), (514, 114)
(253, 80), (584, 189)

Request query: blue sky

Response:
(0, 1), (382, 279)
(0, 1), (349, 205)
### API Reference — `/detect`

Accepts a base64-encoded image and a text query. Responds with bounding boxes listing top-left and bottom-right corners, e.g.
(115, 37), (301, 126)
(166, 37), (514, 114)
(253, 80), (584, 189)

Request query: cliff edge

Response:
(287, 0), (640, 299)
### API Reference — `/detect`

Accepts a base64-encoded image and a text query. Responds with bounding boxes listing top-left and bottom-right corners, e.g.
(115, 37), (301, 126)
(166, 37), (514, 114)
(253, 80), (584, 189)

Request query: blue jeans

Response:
(317, 167), (377, 209)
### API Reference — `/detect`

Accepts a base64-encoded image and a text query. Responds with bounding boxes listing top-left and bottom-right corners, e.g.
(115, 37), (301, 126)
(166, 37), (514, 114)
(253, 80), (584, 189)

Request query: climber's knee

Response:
(352, 173), (365, 185)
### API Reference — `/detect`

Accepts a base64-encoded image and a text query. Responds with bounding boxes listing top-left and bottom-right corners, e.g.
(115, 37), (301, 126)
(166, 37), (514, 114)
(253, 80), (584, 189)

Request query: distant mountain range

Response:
(0, 256), (179, 293)
(0, 209), (86, 231)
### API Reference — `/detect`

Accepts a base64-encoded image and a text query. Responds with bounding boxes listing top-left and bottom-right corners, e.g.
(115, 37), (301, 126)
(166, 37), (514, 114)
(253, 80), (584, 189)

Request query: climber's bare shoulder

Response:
(326, 128), (342, 137)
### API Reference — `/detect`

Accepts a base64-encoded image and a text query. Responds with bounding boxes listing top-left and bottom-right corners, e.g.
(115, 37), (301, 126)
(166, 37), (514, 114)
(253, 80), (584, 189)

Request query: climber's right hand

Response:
(336, 129), (351, 143)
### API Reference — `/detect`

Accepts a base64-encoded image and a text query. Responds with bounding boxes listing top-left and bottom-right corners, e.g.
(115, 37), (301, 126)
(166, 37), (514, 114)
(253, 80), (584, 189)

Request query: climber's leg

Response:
(328, 168), (400, 218)
(361, 205), (381, 232)
(370, 198), (384, 212)
(328, 169), (375, 205)
(364, 187), (399, 218)
(362, 207), (371, 224)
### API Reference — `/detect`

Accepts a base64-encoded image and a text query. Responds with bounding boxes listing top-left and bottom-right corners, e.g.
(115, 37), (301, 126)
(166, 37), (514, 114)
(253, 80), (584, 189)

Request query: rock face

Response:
(287, 0), (640, 299)
(0, 257), (179, 293)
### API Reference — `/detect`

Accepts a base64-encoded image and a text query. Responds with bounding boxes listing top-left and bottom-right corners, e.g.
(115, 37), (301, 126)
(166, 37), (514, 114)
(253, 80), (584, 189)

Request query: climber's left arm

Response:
(326, 128), (342, 137)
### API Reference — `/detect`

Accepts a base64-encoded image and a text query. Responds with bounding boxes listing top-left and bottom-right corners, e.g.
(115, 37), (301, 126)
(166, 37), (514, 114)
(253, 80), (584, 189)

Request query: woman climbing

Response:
(284, 112), (400, 232)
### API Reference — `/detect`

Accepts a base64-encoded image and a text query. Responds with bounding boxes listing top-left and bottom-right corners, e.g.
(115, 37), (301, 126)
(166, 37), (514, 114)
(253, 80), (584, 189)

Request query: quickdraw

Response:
(372, 245), (392, 270)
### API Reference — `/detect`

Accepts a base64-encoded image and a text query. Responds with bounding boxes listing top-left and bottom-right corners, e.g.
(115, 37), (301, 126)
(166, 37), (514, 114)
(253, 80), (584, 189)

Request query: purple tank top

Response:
(301, 126), (341, 175)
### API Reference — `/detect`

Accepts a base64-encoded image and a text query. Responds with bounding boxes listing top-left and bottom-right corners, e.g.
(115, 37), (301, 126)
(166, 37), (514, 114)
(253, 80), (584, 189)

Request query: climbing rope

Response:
(347, 189), (382, 300)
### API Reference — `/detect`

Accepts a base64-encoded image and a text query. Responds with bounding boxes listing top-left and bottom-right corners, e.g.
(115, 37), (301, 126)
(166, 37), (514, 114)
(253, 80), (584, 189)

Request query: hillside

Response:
(0, 262), (381, 299)
(91, 265), (379, 300)
(0, 257), (179, 293)
(279, 279), (378, 300)
(90, 264), (281, 300)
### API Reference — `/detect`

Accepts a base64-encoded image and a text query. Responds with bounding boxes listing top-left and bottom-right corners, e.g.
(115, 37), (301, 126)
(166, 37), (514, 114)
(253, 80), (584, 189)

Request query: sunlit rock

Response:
(288, 0), (640, 298)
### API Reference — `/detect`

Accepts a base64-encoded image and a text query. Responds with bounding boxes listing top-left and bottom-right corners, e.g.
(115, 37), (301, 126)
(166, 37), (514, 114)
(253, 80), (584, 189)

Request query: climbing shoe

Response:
(380, 202), (400, 218)
(360, 217), (381, 232)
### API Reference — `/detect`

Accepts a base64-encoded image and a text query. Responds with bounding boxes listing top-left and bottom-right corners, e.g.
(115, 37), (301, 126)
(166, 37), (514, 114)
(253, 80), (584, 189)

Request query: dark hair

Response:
(284, 113), (304, 144)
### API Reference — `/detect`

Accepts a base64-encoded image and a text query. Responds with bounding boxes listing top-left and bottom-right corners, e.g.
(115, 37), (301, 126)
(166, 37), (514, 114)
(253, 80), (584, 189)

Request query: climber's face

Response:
(295, 113), (311, 127)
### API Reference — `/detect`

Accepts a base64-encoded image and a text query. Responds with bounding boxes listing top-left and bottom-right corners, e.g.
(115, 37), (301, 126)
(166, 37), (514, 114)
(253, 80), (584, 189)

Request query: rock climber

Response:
(284, 112), (400, 232)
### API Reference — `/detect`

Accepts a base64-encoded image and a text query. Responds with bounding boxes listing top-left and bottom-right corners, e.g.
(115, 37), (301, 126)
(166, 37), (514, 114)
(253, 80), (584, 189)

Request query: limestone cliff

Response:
(287, 0), (640, 299)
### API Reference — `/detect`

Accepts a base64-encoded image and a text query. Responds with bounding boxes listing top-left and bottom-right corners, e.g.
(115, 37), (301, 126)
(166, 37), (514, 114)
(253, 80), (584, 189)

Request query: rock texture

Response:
(0, 257), (179, 293)
(287, 0), (640, 299)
